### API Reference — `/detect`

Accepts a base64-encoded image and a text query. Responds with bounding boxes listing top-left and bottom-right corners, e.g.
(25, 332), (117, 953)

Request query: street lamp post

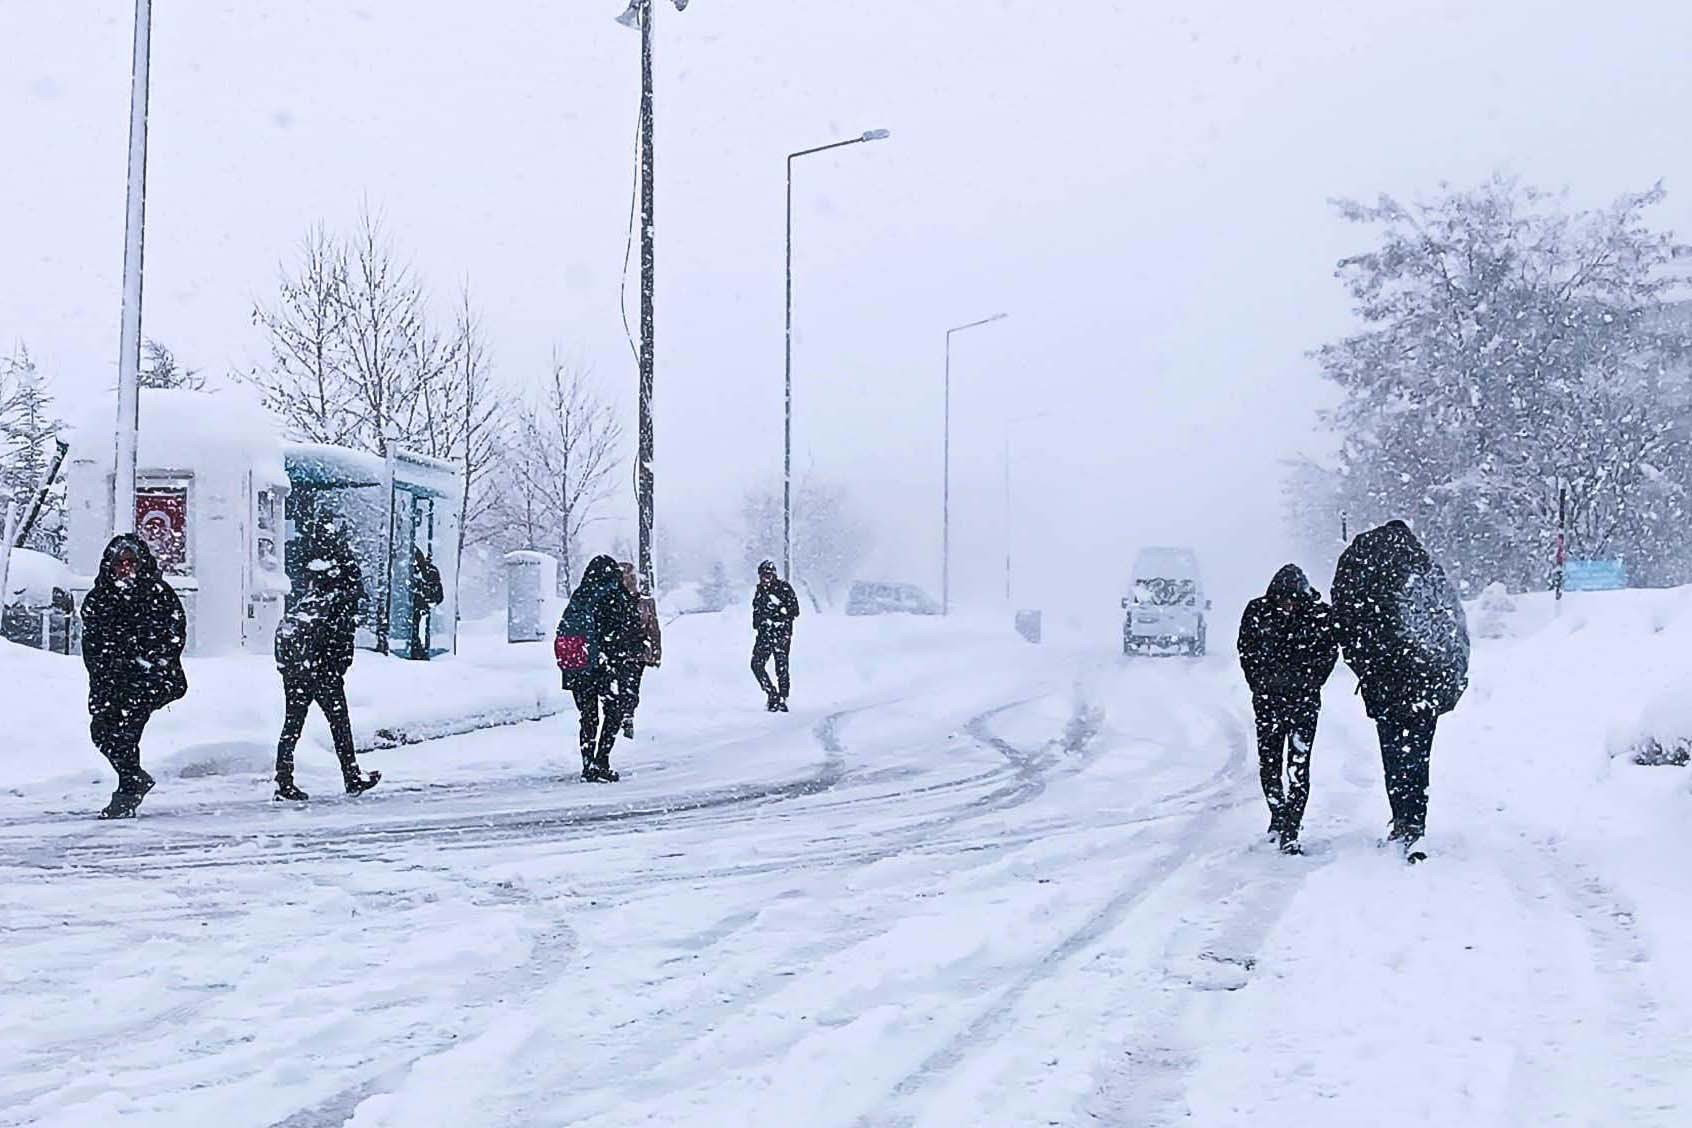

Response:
(783, 128), (890, 579)
(942, 313), (1007, 615)
(114, 0), (154, 537)
(1003, 410), (1050, 603)
(616, 0), (690, 593)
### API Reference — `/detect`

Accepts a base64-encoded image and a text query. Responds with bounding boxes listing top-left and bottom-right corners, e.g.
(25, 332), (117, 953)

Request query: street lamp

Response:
(113, 0), (154, 538)
(783, 127), (891, 579)
(615, 0), (690, 593)
(942, 312), (1007, 615)
(1003, 410), (1050, 603)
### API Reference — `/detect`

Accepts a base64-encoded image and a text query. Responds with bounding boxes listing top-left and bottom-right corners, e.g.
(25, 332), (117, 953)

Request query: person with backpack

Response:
(1238, 564), (1338, 854)
(751, 559), (801, 711)
(80, 534), (188, 819)
(555, 555), (643, 782)
(272, 520), (381, 801)
(409, 548), (444, 660)
(1331, 520), (1470, 859)
(617, 562), (663, 739)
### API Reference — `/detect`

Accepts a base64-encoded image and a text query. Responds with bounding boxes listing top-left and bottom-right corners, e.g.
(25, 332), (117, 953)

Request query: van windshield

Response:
(1134, 578), (1197, 606)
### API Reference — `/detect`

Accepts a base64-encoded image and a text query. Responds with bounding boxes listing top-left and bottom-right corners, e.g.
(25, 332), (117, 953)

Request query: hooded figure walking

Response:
(273, 520), (381, 801)
(1238, 565), (1338, 854)
(751, 560), (800, 711)
(80, 534), (187, 819)
(617, 562), (663, 739)
(1331, 520), (1469, 859)
(555, 555), (643, 782)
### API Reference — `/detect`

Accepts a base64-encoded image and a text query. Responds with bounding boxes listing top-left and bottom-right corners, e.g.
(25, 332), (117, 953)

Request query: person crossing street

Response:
(750, 560), (800, 711)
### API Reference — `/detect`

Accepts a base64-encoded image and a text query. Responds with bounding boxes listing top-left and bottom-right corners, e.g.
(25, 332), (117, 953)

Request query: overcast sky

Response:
(6, 0), (1692, 614)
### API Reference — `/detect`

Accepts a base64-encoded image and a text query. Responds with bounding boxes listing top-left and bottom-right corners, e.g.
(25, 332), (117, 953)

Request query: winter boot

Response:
(776, 697), (790, 713)
(344, 770), (382, 796)
(1278, 828), (1303, 856)
(765, 693), (781, 713)
(274, 779), (310, 802)
(135, 769), (156, 799)
(97, 790), (142, 820)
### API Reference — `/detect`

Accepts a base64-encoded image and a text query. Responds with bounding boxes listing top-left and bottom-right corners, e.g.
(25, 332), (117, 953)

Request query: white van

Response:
(1122, 547), (1210, 656)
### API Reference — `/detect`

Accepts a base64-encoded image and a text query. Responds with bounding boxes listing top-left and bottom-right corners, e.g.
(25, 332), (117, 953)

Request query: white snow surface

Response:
(2, 594), (1691, 1125)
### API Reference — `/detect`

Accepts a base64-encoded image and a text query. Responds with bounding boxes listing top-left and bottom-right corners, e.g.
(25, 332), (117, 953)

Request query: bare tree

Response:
(250, 225), (357, 445)
(339, 209), (443, 455)
(741, 474), (871, 610)
(499, 357), (623, 584)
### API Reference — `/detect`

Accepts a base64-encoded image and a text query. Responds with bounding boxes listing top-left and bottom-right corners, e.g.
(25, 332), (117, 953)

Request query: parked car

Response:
(1122, 546), (1209, 656)
(846, 580), (942, 617)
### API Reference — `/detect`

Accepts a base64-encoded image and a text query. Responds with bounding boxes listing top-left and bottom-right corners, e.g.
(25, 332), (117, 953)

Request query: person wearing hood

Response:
(555, 554), (643, 782)
(1238, 564), (1338, 853)
(80, 534), (188, 819)
(1331, 520), (1470, 857)
(617, 562), (662, 739)
(751, 560), (801, 711)
(272, 519), (381, 801)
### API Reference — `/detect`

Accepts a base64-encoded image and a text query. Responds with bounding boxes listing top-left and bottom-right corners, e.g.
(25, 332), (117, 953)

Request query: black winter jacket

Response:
(1238, 565), (1338, 702)
(752, 579), (801, 636)
(81, 535), (188, 711)
(558, 555), (645, 688)
(277, 535), (363, 679)
(1331, 521), (1470, 720)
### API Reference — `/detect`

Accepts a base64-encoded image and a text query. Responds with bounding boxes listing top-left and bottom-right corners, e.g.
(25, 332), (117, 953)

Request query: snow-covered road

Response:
(4, 605), (1691, 1126)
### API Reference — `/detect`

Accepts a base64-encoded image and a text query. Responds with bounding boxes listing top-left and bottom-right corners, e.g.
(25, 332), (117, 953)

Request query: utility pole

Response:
(942, 313), (1007, 615)
(1554, 484), (1567, 606)
(114, 0), (153, 537)
(635, 0), (657, 593)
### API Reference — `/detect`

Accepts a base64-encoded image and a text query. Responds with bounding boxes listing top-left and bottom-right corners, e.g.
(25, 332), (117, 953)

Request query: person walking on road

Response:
(273, 520), (381, 801)
(408, 548), (444, 661)
(555, 555), (643, 782)
(750, 559), (800, 712)
(1238, 564), (1338, 854)
(80, 534), (188, 819)
(1331, 520), (1469, 859)
(618, 562), (663, 739)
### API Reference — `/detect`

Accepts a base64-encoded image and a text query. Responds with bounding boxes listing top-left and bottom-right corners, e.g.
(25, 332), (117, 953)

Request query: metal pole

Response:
(783, 154), (794, 578)
(781, 132), (887, 582)
(114, 0), (153, 537)
(635, 0), (657, 593)
(1003, 429), (1011, 603)
(943, 334), (951, 615)
(940, 313), (1007, 616)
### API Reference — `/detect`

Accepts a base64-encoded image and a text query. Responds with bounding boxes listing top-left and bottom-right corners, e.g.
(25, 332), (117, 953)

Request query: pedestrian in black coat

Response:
(273, 521), (380, 801)
(1238, 564), (1338, 852)
(1331, 520), (1469, 853)
(616, 562), (662, 739)
(751, 560), (800, 711)
(558, 554), (644, 782)
(409, 548), (444, 660)
(80, 534), (187, 819)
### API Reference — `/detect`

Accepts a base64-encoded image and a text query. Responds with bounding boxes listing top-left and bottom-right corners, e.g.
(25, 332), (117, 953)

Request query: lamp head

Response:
(861, 129), (891, 142)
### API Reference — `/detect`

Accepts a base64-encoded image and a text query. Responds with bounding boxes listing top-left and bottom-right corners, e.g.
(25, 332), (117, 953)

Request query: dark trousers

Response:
(573, 682), (628, 771)
(619, 663), (645, 720)
(277, 671), (362, 786)
(751, 630), (792, 701)
(410, 607), (431, 660)
(90, 697), (156, 795)
(1253, 694), (1319, 836)
(1376, 709), (1438, 835)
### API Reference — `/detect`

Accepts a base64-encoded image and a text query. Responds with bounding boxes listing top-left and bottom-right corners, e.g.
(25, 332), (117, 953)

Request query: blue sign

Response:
(1563, 559), (1628, 592)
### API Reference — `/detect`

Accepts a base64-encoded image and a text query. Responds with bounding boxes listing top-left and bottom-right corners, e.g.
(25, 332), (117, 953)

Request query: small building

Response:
(65, 389), (291, 655)
(65, 388), (463, 658)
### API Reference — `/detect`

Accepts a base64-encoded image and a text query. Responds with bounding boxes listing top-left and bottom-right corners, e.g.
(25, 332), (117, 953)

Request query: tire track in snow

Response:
(862, 702), (1255, 1127)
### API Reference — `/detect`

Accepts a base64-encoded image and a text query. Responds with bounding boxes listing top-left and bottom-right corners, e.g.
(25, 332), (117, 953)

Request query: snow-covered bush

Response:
(1474, 581), (1517, 639)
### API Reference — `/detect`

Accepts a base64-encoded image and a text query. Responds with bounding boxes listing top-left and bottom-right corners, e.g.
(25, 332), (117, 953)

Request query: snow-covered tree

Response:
(0, 344), (65, 554)
(1295, 178), (1692, 590)
(495, 357), (623, 586)
(139, 339), (205, 390)
(740, 476), (871, 610)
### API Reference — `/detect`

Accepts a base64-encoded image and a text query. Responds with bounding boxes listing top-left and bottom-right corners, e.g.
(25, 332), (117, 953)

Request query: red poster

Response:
(136, 488), (189, 575)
